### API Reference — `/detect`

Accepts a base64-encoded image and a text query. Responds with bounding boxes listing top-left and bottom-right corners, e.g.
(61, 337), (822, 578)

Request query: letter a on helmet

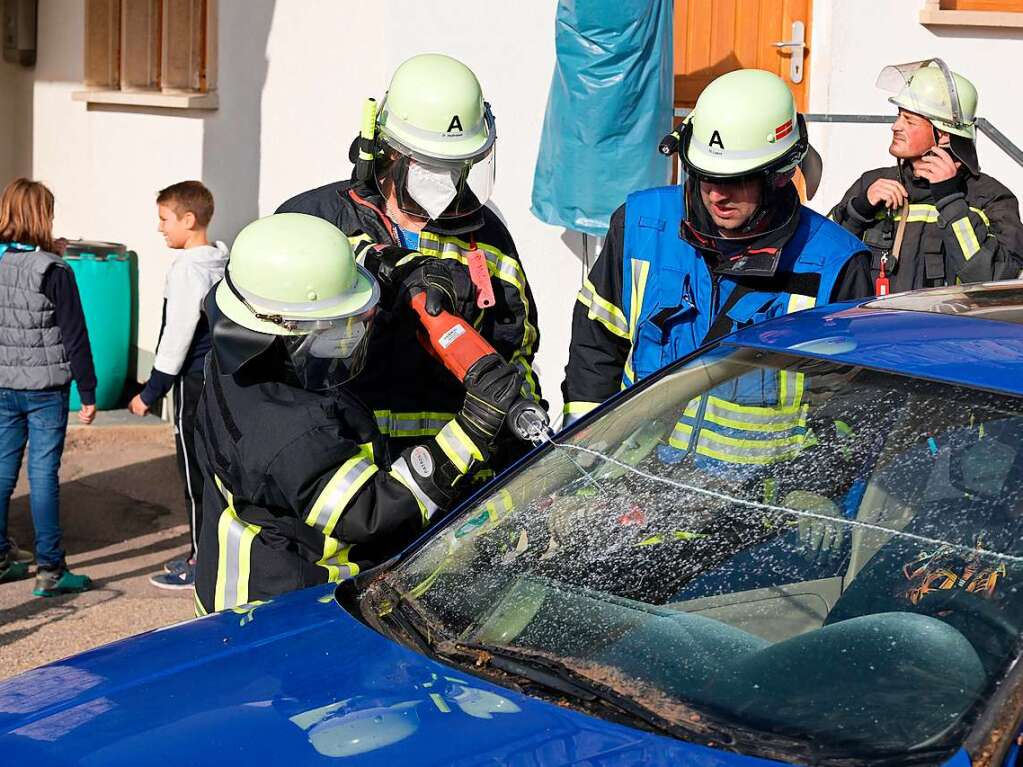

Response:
(371, 54), (497, 221)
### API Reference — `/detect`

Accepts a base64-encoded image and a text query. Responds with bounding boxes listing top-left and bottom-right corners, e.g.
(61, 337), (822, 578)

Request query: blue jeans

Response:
(0, 388), (70, 568)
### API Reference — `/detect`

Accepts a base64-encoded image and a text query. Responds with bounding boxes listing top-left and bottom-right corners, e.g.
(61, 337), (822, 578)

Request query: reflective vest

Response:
(619, 186), (864, 468)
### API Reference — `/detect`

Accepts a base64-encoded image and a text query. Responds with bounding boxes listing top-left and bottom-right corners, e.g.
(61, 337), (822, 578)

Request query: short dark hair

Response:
(157, 180), (215, 227)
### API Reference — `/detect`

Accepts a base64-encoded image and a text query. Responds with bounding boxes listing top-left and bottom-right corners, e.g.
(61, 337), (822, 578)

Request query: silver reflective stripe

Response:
(702, 398), (807, 430)
(391, 457), (440, 519)
(435, 419), (480, 474)
(375, 410), (453, 437)
(221, 515), (244, 609)
(307, 456), (377, 535)
(579, 281), (629, 338)
(688, 127), (799, 164)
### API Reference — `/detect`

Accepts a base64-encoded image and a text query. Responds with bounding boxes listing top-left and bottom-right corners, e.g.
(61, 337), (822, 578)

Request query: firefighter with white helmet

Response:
(193, 213), (522, 613)
(278, 54), (542, 493)
(562, 69), (871, 431)
(831, 58), (1023, 293)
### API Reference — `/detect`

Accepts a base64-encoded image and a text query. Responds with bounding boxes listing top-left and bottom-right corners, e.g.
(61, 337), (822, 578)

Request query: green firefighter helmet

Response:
(370, 54), (497, 220)
(377, 53), (493, 160)
(214, 213), (379, 390)
(681, 69), (807, 178)
(878, 59), (978, 139)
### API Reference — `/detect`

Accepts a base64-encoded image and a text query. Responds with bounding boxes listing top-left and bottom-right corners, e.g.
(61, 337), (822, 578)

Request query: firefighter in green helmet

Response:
(278, 54), (543, 494)
(830, 58), (1023, 293)
(561, 68), (872, 427)
(193, 212), (522, 614)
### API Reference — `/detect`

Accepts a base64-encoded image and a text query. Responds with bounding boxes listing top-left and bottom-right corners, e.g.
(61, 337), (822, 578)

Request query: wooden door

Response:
(674, 0), (813, 111)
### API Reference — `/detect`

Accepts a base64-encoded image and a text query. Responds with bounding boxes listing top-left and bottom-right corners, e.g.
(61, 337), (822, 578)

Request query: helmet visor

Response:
(378, 144), (496, 221)
(681, 168), (799, 259)
(877, 58), (967, 131)
(281, 309), (376, 391)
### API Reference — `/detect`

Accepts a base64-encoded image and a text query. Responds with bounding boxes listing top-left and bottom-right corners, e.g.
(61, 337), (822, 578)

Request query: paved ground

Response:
(0, 417), (194, 680)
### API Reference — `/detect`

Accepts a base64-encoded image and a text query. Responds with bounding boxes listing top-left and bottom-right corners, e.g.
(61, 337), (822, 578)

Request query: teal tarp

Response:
(531, 0), (675, 236)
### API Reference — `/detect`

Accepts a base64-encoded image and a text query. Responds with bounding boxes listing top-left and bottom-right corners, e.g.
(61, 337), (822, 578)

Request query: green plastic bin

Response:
(63, 241), (133, 411)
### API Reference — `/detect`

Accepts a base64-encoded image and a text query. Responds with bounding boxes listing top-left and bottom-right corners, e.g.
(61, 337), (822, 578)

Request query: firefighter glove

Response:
(401, 258), (479, 320)
(457, 353), (522, 451)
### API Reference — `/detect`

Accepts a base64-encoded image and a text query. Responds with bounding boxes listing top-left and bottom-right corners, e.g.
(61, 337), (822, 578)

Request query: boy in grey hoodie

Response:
(130, 181), (229, 589)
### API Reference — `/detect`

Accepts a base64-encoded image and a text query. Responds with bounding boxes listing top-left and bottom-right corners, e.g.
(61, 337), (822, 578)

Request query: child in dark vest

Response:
(0, 178), (97, 596)
(128, 181), (228, 590)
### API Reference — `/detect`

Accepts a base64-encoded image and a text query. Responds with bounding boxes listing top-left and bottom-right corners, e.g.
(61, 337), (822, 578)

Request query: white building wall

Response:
(9, 0), (1023, 409)
(258, 1), (571, 414)
(807, 0), (1023, 216)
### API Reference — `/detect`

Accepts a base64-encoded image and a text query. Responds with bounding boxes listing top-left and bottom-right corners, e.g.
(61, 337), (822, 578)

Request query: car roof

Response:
(727, 282), (1023, 397)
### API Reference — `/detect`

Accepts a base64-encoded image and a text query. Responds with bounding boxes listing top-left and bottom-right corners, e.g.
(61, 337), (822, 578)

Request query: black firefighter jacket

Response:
(193, 347), (432, 615)
(277, 179), (542, 482)
(829, 165), (1023, 293)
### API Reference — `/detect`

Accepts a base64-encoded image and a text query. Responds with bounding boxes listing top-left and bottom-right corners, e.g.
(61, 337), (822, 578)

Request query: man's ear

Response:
(182, 211), (197, 230)
(936, 129), (952, 149)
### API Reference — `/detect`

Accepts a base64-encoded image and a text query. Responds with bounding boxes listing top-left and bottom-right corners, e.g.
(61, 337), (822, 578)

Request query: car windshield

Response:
(367, 345), (1023, 763)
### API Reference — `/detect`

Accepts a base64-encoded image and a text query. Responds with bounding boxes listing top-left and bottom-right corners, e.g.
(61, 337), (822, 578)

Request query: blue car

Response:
(4, 282), (1023, 766)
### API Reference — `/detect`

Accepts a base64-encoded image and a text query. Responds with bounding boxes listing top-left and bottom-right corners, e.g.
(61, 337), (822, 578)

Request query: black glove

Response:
(456, 353), (523, 452)
(401, 258), (479, 320)
(361, 245), (419, 289)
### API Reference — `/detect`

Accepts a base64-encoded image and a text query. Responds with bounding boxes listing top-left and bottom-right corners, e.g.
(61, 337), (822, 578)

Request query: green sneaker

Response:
(33, 567), (93, 597)
(0, 555), (28, 583)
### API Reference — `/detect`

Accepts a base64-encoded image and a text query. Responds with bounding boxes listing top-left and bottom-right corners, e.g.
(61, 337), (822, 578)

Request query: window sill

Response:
(919, 8), (1023, 28)
(71, 89), (219, 110)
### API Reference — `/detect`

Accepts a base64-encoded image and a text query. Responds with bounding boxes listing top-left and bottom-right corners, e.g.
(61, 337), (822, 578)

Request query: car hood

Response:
(0, 585), (783, 767)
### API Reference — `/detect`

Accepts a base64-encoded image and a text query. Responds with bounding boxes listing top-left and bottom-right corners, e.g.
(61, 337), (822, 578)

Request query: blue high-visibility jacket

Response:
(562, 185), (867, 468)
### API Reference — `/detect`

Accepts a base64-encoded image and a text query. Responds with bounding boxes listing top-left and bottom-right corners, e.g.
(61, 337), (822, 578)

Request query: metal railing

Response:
(673, 109), (1023, 169)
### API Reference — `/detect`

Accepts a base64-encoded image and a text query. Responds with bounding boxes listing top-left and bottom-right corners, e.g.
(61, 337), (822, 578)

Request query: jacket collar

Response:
(344, 179), (486, 239)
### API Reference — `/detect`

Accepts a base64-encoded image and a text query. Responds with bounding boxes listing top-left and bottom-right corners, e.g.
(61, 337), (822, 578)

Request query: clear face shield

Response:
(223, 269), (379, 392)
(376, 105), (497, 221)
(877, 58), (968, 134)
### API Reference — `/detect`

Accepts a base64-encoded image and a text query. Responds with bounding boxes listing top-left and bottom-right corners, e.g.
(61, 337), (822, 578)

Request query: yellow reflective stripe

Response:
(786, 294), (816, 314)
(305, 446), (378, 536)
(951, 217), (982, 260)
(417, 233), (541, 402)
(704, 395), (803, 417)
(578, 278), (629, 339)
(777, 370), (805, 409)
(374, 410), (453, 438)
(348, 233), (375, 262)
(699, 403), (809, 433)
(317, 535), (359, 583)
(622, 259), (651, 388)
(214, 477), (261, 612)
(484, 488), (515, 523)
(563, 400), (600, 417)
(436, 419), (483, 474)
(194, 591), (208, 617)
(874, 203), (990, 227)
(670, 422), (814, 464)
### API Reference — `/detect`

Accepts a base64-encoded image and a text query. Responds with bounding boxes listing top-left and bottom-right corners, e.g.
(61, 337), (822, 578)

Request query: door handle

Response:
(772, 20), (805, 84)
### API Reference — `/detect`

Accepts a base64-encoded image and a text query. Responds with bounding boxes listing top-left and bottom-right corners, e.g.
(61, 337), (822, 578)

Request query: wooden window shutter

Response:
(120, 0), (161, 90)
(161, 0), (216, 93)
(85, 0), (121, 88)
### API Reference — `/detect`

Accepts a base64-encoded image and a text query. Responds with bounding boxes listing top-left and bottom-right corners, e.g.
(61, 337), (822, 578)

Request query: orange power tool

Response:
(409, 291), (550, 444)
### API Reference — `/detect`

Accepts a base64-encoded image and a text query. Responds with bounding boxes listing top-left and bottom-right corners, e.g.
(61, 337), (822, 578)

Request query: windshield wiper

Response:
(437, 640), (738, 747)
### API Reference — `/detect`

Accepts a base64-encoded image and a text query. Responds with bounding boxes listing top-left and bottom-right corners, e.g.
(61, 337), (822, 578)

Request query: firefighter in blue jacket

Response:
(562, 70), (873, 469)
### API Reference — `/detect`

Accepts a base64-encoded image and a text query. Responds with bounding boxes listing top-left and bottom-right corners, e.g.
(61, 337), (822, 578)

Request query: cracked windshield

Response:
(372, 345), (1023, 761)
